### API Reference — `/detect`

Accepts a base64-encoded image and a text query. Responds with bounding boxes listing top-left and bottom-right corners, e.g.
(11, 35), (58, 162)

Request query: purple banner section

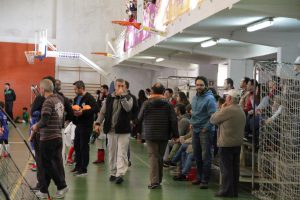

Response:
(124, 2), (157, 52)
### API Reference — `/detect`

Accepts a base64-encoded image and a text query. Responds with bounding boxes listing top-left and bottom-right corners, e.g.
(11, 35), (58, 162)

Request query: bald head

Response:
(151, 82), (165, 95)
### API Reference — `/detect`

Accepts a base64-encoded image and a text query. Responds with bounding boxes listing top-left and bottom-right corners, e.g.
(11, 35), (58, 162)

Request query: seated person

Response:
(172, 129), (194, 181)
(22, 107), (29, 123)
(163, 104), (190, 167)
(14, 107), (29, 123)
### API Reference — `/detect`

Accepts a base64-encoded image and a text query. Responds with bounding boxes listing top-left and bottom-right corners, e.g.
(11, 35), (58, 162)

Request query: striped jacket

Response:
(138, 95), (179, 141)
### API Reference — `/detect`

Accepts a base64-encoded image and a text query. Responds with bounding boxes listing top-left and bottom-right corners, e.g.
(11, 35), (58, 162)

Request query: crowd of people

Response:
(1, 57), (299, 198)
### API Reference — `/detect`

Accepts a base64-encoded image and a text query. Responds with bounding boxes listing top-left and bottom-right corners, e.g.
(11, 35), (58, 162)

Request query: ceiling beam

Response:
(117, 61), (163, 71)
(128, 58), (199, 70)
(156, 43), (278, 60)
(182, 29), (300, 47)
(133, 51), (226, 64)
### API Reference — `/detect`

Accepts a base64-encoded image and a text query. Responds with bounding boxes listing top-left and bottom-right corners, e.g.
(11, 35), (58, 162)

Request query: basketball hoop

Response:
(24, 51), (36, 64)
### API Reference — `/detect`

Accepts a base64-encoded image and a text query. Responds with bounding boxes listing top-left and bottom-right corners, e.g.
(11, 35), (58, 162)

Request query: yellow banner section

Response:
(156, 0), (205, 25)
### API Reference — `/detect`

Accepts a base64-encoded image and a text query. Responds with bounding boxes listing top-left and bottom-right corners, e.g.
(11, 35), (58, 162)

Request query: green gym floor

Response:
(7, 124), (257, 200)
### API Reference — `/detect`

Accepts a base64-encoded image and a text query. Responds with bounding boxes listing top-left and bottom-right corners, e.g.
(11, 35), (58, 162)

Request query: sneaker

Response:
(67, 159), (74, 165)
(30, 185), (40, 192)
(191, 180), (201, 185)
(163, 161), (170, 168)
(173, 174), (187, 181)
(115, 176), (124, 184)
(55, 187), (69, 199)
(148, 183), (161, 189)
(93, 160), (104, 164)
(74, 171), (87, 177)
(70, 168), (78, 173)
(199, 182), (208, 189)
(128, 161), (132, 167)
(2, 152), (9, 158)
(109, 175), (116, 181)
(35, 191), (48, 199)
(30, 164), (37, 172)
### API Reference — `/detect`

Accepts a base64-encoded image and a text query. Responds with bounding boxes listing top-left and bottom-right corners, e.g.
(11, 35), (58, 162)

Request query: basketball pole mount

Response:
(24, 30), (109, 76)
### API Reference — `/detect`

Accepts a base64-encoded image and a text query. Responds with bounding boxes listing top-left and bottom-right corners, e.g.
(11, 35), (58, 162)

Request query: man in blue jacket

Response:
(190, 76), (217, 189)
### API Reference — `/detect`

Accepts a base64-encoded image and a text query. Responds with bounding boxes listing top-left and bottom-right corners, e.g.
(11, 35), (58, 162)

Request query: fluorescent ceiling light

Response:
(201, 39), (218, 48)
(134, 56), (156, 59)
(156, 58), (164, 62)
(247, 18), (273, 32)
(169, 37), (210, 43)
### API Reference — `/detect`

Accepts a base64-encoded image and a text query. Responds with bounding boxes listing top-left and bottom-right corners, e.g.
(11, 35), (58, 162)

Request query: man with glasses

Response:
(96, 78), (133, 184)
(190, 76), (217, 189)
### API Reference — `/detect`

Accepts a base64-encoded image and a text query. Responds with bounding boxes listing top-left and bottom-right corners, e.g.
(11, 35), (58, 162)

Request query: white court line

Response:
(131, 151), (150, 168)
(9, 142), (25, 144)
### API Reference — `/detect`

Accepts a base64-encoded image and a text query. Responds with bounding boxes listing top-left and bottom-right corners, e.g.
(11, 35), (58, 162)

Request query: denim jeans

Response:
(171, 143), (194, 176)
(192, 130), (213, 183)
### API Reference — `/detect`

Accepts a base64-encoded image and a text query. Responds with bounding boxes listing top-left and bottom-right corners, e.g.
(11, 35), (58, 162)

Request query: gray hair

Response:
(115, 78), (125, 84)
(40, 79), (54, 92)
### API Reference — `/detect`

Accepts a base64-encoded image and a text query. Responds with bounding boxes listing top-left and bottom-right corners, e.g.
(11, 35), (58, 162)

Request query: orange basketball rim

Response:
(112, 21), (142, 30)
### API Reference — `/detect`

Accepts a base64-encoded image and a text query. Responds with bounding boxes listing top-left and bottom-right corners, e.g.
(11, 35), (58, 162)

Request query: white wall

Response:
(0, 0), (127, 86)
(0, 0), (56, 42)
(199, 64), (218, 82)
(228, 59), (254, 89)
(111, 66), (153, 97)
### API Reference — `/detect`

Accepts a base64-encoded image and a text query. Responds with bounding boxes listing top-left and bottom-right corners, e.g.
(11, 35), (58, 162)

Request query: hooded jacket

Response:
(190, 89), (217, 132)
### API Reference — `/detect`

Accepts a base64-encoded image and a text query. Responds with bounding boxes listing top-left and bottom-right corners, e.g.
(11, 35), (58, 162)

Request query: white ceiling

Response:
(120, 0), (300, 70)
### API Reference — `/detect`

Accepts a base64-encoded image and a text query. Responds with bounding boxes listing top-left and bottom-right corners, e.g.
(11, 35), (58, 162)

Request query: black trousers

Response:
(4, 101), (13, 121)
(74, 126), (92, 173)
(32, 133), (43, 188)
(219, 146), (241, 196)
(39, 138), (66, 193)
(0, 139), (8, 144)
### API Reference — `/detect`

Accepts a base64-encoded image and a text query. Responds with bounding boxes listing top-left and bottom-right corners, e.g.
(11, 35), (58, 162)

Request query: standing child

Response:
(64, 121), (76, 164)
(0, 101), (9, 157)
(92, 122), (106, 164)
(29, 110), (41, 171)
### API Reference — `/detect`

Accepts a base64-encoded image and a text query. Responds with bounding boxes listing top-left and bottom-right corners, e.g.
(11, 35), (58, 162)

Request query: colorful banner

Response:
(124, 0), (204, 52)
(124, 2), (157, 51)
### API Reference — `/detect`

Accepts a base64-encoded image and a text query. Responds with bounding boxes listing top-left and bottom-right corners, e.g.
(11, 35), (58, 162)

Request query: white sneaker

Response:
(55, 187), (69, 199)
(35, 191), (48, 199)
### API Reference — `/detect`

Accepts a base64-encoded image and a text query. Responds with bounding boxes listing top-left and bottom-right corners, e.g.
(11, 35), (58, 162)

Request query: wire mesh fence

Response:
(254, 62), (300, 200)
(0, 153), (38, 200)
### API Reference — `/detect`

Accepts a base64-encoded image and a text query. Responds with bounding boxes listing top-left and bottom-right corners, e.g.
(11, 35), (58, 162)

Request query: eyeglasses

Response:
(196, 84), (205, 86)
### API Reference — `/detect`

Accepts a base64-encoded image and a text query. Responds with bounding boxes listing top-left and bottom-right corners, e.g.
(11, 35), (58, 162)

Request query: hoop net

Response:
(24, 51), (36, 64)
(253, 62), (300, 200)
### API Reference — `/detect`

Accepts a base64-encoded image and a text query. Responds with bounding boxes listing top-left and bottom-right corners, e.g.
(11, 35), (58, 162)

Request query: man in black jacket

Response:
(138, 82), (179, 189)
(55, 79), (73, 123)
(72, 81), (99, 176)
(4, 83), (16, 122)
(96, 78), (133, 184)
